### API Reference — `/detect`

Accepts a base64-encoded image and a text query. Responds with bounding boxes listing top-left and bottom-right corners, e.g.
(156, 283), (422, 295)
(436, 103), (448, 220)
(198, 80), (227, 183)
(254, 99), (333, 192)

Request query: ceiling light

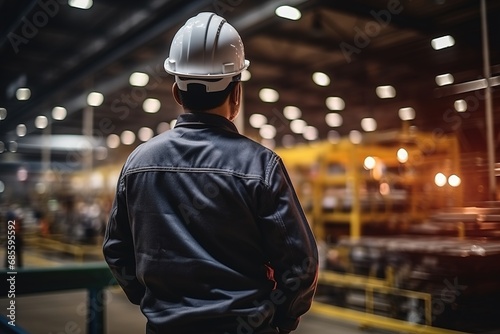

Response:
(143, 98), (161, 113)
(397, 148), (408, 163)
(361, 118), (377, 132)
(52, 106), (67, 121)
(249, 114), (267, 128)
(16, 88), (31, 101)
(259, 88), (279, 103)
(0, 141), (4, 153)
(398, 107), (415, 121)
(325, 113), (343, 127)
(241, 70), (251, 81)
(448, 174), (461, 187)
(454, 99), (467, 112)
(68, 0), (93, 9)
(17, 167), (28, 182)
(16, 124), (27, 137)
(283, 106), (301, 120)
(275, 5), (301, 20)
(327, 130), (340, 144)
(157, 122), (170, 134)
(376, 85), (396, 99)
(364, 156), (376, 170)
(434, 172), (447, 187)
(303, 126), (318, 141)
(435, 73), (454, 86)
(129, 72), (149, 87)
(9, 141), (18, 153)
(290, 119), (307, 134)
(106, 134), (120, 149)
(431, 35), (455, 50)
(35, 116), (48, 129)
(259, 124), (277, 139)
(312, 72), (330, 86)
(0, 108), (6, 120)
(138, 127), (154, 142)
(326, 97), (345, 111)
(87, 91), (104, 107)
(349, 130), (362, 144)
(0, 181), (4, 193)
(121, 130), (135, 145)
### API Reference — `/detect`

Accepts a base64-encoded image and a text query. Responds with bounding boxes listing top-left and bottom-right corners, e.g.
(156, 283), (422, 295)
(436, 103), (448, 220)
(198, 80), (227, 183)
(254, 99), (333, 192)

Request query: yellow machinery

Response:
(276, 126), (463, 241)
(274, 127), (483, 334)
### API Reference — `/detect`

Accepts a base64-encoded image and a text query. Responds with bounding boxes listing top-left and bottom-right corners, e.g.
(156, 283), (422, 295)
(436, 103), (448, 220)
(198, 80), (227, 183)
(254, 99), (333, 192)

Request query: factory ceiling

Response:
(1, 0), (500, 172)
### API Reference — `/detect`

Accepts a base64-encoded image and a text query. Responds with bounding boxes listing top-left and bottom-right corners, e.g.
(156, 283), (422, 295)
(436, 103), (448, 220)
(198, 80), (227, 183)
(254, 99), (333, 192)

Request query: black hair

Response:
(177, 75), (240, 112)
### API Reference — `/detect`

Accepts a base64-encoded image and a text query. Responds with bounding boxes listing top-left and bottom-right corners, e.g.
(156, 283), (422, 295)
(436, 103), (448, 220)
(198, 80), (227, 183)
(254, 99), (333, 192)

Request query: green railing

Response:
(1, 262), (117, 334)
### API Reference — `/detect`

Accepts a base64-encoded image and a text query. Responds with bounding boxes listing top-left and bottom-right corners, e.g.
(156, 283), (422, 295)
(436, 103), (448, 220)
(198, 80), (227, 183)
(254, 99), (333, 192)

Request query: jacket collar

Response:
(174, 112), (239, 134)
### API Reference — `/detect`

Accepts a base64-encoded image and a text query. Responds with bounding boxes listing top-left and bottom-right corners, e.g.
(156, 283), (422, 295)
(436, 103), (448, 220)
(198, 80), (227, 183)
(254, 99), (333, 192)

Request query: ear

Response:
(229, 82), (241, 106)
(172, 83), (183, 106)
(229, 82), (241, 121)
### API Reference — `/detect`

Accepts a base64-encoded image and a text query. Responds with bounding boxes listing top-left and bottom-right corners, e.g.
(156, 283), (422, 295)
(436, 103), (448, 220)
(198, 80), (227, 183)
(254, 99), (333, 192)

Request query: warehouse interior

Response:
(1, 0), (500, 333)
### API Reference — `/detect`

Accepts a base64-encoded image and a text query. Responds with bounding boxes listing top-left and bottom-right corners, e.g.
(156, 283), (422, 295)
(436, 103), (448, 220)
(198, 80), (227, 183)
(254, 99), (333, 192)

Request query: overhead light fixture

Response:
(259, 124), (277, 139)
(68, 0), (93, 9)
(349, 130), (362, 144)
(435, 73), (454, 86)
(454, 99), (467, 112)
(52, 106), (67, 121)
(241, 70), (251, 82)
(398, 107), (415, 121)
(364, 156), (376, 170)
(35, 116), (48, 129)
(312, 72), (330, 86)
(138, 127), (154, 142)
(303, 126), (318, 141)
(121, 130), (136, 145)
(434, 172), (447, 187)
(106, 134), (120, 149)
(87, 91), (104, 107)
(16, 88), (31, 101)
(259, 88), (279, 103)
(283, 106), (301, 120)
(129, 72), (149, 87)
(143, 98), (161, 113)
(325, 113), (343, 127)
(361, 118), (377, 132)
(0, 108), (6, 120)
(448, 174), (461, 187)
(290, 119), (307, 134)
(157, 122), (170, 134)
(16, 124), (27, 137)
(431, 35), (455, 50)
(326, 97), (345, 111)
(275, 5), (301, 20)
(249, 114), (267, 128)
(376, 85), (396, 99)
(397, 148), (408, 163)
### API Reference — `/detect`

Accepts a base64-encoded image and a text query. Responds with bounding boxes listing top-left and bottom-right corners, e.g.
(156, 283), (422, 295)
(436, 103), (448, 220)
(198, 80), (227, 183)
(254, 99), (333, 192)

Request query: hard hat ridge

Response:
(164, 12), (249, 92)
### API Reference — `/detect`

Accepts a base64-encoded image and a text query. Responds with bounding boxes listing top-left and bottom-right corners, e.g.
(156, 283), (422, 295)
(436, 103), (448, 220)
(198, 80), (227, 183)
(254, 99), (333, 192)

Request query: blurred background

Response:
(1, 0), (500, 333)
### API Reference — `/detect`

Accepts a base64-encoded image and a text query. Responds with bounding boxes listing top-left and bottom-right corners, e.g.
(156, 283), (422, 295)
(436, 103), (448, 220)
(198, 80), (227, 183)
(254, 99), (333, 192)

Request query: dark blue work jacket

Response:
(103, 112), (318, 334)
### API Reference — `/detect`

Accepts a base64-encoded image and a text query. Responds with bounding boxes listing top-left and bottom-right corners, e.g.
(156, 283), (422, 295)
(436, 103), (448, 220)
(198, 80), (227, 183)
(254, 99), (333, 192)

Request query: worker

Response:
(103, 12), (318, 334)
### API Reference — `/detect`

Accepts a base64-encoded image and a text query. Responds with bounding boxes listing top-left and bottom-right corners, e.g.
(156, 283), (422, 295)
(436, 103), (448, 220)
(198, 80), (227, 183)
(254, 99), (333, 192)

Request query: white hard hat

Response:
(164, 12), (250, 92)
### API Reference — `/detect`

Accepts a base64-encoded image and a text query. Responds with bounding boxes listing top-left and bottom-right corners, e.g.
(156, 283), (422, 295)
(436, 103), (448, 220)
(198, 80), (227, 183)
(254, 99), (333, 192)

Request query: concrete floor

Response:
(0, 246), (372, 334)
(2, 289), (371, 334)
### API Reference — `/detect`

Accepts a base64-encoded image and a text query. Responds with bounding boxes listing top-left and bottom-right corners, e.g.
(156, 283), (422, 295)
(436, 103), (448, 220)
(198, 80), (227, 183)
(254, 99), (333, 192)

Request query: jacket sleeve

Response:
(102, 174), (145, 305)
(257, 155), (319, 332)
